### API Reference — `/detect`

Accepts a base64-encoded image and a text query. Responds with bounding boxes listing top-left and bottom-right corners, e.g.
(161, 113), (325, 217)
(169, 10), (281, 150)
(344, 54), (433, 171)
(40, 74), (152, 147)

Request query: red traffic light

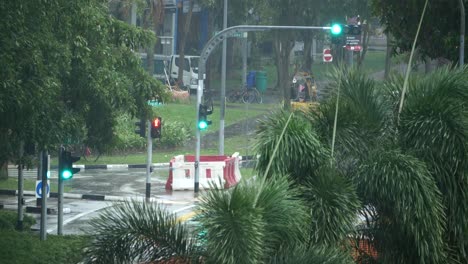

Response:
(151, 117), (162, 138)
(152, 117), (161, 129)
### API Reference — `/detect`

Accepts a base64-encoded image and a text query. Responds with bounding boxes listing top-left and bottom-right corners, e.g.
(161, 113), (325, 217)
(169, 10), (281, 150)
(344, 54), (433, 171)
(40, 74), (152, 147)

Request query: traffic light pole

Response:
(146, 120), (152, 202)
(16, 141), (24, 231)
(195, 25), (331, 192)
(40, 150), (48, 240)
(57, 147), (64, 235)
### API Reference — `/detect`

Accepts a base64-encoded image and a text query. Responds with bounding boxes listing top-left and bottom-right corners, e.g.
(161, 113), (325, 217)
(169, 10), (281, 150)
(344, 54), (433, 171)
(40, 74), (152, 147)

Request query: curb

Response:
(0, 189), (192, 204)
(7, 156), (256, 171)
(0, 190), (106, 201)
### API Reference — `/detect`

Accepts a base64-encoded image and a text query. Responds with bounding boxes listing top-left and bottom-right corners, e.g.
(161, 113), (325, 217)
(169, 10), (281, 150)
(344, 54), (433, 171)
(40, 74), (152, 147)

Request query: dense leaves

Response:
(0, 0), (166, 169)
(254, 111), (329, 183)
(198, 176), (309, 264)
(84, 200), (199, 264)
(372, 0), (467, 62)
(356, 150), (446, 263)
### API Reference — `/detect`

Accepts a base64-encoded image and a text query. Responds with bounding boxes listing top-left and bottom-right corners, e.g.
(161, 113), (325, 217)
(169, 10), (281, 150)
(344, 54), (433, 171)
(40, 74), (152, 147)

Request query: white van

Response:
(139, 53), (171, 82)
(169, 55), (199, 90)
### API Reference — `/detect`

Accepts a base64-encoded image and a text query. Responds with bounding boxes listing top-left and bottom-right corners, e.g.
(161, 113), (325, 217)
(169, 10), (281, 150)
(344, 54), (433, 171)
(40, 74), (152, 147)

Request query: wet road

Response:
(2, 167), (200, 235)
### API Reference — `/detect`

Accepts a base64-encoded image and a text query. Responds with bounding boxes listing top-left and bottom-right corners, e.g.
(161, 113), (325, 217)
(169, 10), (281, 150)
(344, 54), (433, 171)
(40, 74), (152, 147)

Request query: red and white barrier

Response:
(166, 153), (242, 191)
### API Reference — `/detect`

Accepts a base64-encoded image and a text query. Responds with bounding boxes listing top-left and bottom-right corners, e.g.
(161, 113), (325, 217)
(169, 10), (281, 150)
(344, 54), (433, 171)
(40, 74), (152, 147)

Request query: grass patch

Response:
(0, 178), (71, 193)
(0, 210), (88, 264)
(0, 230), (88, 264)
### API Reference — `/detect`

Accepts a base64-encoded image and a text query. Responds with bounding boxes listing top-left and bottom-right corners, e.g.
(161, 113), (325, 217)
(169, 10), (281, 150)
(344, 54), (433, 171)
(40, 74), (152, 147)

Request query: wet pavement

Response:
(2, 167), (201, 235)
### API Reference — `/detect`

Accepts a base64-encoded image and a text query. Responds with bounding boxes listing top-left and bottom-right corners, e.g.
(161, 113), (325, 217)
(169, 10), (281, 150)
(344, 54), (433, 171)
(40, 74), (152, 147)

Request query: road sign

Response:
(346, 35), (360, 46)
(345, 45), (362, 51)
(323, 48), (333, 62)
(36, 180), (50, 198)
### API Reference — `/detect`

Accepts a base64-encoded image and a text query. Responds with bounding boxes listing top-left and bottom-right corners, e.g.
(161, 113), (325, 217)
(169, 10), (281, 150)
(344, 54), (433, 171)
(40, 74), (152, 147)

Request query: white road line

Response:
(47, 206), (106, 234)
(173, 204), (196, 214)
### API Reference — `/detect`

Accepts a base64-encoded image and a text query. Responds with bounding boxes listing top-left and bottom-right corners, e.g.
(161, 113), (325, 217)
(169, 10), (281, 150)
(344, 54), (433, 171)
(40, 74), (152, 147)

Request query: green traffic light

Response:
(198, 120), (208, 130)
(330, 24), (343, 35)
(61, 170), (73, 180)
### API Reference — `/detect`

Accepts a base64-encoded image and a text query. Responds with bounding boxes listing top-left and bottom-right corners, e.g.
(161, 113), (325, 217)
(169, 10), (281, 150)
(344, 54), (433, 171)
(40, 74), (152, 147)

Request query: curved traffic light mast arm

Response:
(194, 24), (331, 193)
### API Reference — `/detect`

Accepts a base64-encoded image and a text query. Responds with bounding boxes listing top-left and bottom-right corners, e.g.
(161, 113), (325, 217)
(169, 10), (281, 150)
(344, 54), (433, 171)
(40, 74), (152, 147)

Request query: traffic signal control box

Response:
(135, 119), (146, 138)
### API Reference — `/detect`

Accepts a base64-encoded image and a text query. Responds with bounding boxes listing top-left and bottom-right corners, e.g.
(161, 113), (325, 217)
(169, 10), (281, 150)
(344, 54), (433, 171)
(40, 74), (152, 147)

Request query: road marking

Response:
(174, 204), (196, 213)
(176, 211), (197, 223)
(47, 206), (105, 234)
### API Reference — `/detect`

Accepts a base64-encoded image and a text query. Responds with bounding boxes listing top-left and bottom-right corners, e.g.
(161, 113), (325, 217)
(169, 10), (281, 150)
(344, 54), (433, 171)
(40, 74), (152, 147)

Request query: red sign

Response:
(345, 45), (362, 51)
(323, 48), (333, 62)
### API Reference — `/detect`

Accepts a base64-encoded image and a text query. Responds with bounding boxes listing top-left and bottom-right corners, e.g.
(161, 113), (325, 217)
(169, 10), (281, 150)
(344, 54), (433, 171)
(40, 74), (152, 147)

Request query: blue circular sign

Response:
(36, 181), (50, 198)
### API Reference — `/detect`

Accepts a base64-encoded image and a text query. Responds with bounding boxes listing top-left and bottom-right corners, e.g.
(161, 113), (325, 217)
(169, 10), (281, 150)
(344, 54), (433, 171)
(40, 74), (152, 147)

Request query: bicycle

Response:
(227, 85), (262, 104)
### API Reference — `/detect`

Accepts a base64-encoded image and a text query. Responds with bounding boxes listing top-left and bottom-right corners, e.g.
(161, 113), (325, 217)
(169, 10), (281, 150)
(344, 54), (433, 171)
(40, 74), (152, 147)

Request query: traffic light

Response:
(330, 23), (344, 44)
(59, 150), (80, 180)
(344, 25), (361, 35)
(198, 104), (212, 130)
(330, 23), (343, 35)
(151, 117), (162, 138)
(135, 118), (146, 137)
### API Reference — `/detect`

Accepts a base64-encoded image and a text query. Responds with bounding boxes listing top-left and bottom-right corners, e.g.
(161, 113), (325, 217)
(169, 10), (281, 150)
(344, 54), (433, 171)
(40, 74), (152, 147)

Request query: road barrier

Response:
(166, 153), (242, 191)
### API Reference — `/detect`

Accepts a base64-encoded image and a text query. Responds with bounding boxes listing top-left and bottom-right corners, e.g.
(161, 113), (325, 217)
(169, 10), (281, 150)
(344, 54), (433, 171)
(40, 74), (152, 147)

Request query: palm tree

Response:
(253, 66), (467, 263)
(84, 177), (354, 263)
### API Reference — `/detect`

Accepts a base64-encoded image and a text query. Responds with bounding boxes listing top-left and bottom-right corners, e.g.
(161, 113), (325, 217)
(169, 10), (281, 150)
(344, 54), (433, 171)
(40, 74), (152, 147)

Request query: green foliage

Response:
(254, 111), (329, 183)
(157, 120), (192, 148)
(372, 0), (467, 61)
(0, 230), (89, 264)
(303, 166), (361, 247)
(313, 67), (393, 160)
(396, 67), (468, 262)
(84, 200), (199, 264)
(355, 150), (447, 263)
(0, 0), (164, 167)
(269, 246), (355, 264)
(0, 211), (36, 231)
(197, 176), (309, 264)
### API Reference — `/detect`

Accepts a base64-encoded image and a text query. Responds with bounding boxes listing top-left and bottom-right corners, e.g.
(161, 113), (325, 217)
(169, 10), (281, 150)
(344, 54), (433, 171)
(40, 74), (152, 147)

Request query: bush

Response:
(112, 114), (192, 153)
(157, 120), (192, 148)
(0, 211), (36, 231)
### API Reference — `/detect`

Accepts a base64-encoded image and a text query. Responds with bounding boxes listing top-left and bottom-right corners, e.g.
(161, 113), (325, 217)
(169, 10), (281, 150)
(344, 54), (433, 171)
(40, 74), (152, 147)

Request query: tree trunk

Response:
(177, 0), (194, 87)
(303, 34), (313, 72)
(0, 161), (8, 180)
(384, 33), (393, 79)
(274, 31), (294, 110)
(357, 23), (370, 68)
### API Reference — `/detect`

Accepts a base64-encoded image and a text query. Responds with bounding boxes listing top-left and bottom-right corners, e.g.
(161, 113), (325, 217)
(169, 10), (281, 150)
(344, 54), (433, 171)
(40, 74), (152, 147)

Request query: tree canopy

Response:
(0, 0), (166, 170)
(372, 0), (467, 62)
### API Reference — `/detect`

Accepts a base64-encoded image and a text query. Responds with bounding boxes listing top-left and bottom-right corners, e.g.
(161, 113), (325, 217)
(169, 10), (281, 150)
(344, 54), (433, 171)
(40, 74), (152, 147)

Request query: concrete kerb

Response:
(0, 189), (185, 203)
(7, 155), (256, 172)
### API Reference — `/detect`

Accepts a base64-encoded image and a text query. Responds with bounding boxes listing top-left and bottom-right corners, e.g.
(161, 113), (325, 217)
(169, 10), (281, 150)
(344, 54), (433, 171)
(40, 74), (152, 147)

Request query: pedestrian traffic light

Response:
(330, 23), (344, 45)
(151, 117), (162, 138)
(135, 118), (146, 138)
(59, 150), (80, 180)
(198, 104), (212, 130)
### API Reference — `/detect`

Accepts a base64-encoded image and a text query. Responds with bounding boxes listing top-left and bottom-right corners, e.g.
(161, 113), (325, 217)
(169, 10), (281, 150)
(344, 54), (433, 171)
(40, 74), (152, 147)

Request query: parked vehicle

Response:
(139, 53), (200, 91)
(139, 53), (171, 83)
(169, 55), (199, 90)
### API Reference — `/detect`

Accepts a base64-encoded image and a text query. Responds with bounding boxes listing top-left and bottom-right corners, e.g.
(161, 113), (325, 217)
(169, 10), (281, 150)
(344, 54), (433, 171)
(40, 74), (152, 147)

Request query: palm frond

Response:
(268, 245), (354, 264)
(312, 67), (394, 163)
(302, 165), (361, 247)
(254, 110), (329, 184)
(398, 66), (468, 261)
(83, 199), (199, 264)
(355, 150), (447, 263)
(197, 176), (309, 264)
